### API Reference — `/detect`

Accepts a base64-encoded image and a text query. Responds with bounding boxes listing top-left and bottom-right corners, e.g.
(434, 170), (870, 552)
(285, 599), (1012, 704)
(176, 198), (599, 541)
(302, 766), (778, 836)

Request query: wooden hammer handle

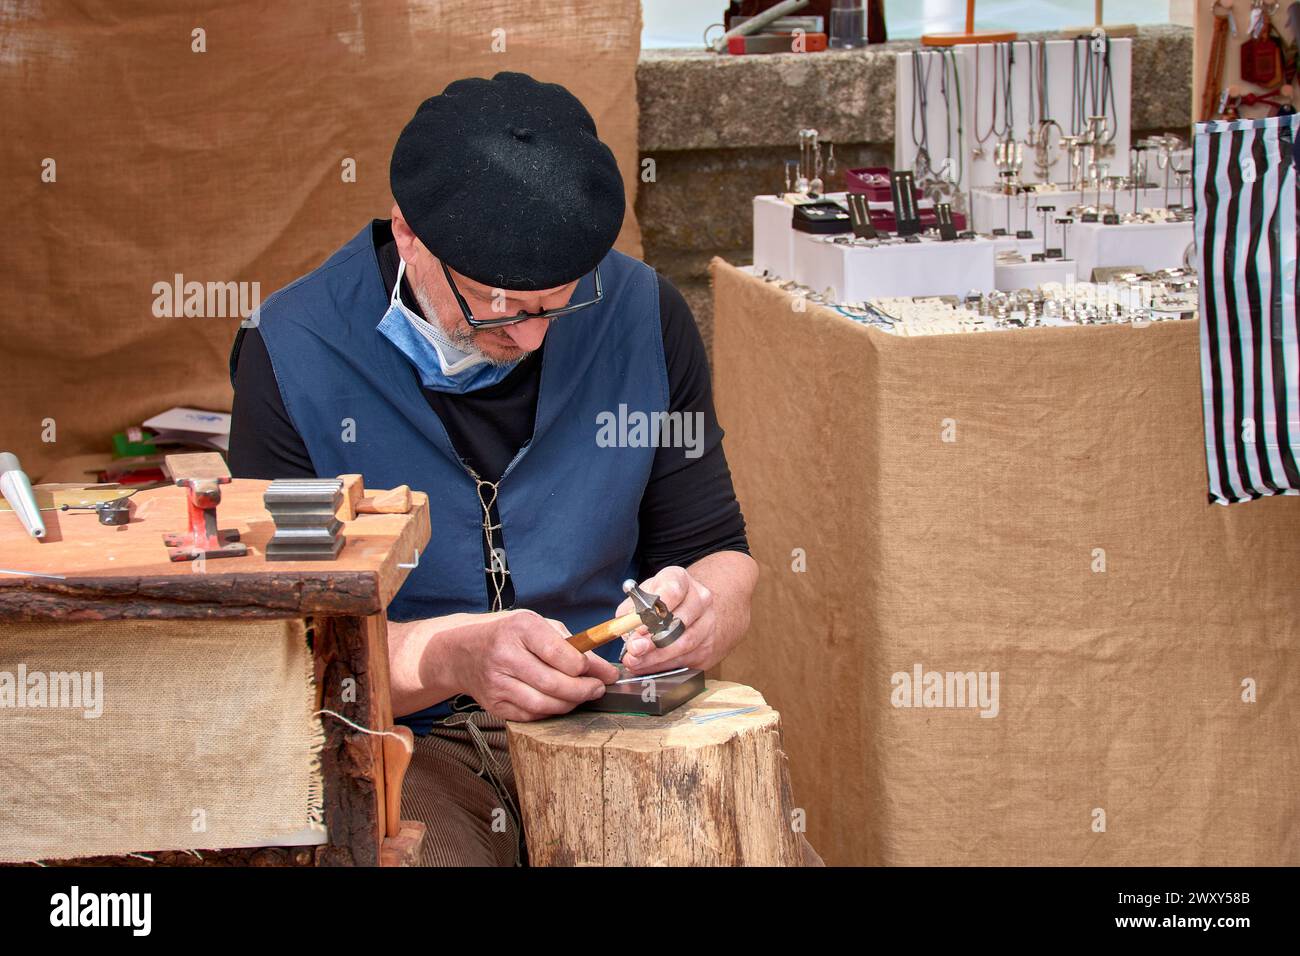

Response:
(566, 611), (643, 654)
(336, 475), (412, 521)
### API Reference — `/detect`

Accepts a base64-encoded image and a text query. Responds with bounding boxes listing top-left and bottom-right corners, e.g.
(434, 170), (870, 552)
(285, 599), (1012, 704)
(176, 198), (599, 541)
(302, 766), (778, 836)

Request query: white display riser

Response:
(753, 193), (1190, 301)
(1071, 219), (1195, 282)
(969, 184), (1191, 235)
(753, 193), (943, 281)
(791, 231), (997, 303)
(995, 257), (1080, 292)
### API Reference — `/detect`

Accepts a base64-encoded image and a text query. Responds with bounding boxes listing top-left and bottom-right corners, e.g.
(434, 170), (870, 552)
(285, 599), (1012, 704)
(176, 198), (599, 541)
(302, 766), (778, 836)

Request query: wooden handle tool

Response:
(566, 611), (644, 653)
(337, 474), (412, 521)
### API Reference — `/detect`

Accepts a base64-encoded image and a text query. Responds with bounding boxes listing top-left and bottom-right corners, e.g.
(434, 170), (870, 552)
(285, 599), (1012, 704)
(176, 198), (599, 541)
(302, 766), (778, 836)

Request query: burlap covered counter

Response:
(710, 259), (1299, 866)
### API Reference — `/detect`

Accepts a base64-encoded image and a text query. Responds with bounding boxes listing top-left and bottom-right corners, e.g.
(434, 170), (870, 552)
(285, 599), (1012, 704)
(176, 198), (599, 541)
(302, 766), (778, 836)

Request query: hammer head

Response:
(622, 579), (686, 648)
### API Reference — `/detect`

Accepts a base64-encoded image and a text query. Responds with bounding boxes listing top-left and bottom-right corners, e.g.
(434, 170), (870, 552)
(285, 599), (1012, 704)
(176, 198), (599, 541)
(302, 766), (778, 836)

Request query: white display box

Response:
(995, 257), (1079, 292)
(753, 193), (942, 281)
(752, 194), (798, 279)
(791, 232), (997, 303)
(1071, 219), (1195, 281)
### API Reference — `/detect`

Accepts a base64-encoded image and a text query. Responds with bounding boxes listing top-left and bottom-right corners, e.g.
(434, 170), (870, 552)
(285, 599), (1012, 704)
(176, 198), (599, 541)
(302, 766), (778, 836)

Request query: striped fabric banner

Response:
(1195, 114), (1300, 505)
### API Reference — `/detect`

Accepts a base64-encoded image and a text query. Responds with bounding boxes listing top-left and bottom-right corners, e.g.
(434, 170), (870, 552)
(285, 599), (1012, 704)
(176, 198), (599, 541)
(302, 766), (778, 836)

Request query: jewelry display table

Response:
(710, 258), (1300, 867)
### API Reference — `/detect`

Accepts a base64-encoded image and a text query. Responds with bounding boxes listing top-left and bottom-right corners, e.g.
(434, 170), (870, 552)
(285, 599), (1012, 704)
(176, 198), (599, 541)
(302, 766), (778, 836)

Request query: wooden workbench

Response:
(0, 478), (431, 867)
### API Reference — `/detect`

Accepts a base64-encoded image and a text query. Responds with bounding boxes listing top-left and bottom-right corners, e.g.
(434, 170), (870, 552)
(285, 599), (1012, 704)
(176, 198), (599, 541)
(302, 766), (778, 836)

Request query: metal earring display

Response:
(935, 201), (958, 241)
(1105, 176), (1124, 222)
(1171, 165), (1191, 210)
(1037, 205), (1056, 258)
(1149, 134), (1185, 208)
(846, 192), (879, 239)
(797, 128), (818, 195)
(1127, 146), (1149, 216)
(1055, 216), (1074, 260)
(891, 170), (923, 236)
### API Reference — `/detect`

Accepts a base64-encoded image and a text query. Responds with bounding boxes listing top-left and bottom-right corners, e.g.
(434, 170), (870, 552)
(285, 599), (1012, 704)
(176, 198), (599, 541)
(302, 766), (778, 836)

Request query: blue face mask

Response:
(376, 258), (523, 395)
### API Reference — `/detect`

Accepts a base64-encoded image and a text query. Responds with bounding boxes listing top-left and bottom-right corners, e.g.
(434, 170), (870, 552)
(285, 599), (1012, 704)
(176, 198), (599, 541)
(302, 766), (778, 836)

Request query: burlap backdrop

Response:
(0, 619), (322, 862)
(0, 0), (643, 481)
(711, 260), (1300, 866)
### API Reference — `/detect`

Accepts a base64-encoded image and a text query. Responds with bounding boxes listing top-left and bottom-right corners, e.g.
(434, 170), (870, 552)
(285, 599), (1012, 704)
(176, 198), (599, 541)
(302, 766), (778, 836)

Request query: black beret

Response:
(390, 71), (625, 291)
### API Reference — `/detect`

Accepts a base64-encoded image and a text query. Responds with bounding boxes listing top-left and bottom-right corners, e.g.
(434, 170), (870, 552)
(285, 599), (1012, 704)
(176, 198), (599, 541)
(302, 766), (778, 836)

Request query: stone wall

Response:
(634, 25), (1194, 349)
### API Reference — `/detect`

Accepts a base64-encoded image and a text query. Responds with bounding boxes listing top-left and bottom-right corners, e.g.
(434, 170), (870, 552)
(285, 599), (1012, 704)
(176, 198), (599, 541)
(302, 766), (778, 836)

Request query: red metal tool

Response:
(161, 453), (247, 562)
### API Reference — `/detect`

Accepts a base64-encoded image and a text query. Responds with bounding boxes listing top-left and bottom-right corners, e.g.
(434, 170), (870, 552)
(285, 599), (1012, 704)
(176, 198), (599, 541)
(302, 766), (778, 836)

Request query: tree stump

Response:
(507, 681), (820, 866)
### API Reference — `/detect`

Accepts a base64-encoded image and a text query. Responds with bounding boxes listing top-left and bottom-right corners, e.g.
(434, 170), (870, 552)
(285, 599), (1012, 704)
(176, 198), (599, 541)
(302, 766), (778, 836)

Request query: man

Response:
(228, 71), (756, 865)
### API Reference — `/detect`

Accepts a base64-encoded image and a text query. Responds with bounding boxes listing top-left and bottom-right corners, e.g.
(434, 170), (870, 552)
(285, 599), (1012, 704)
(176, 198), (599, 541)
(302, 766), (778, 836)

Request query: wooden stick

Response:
(566, 611), (643, 653)
(382, 726), (414, 839)
(966, 0), (975, 35)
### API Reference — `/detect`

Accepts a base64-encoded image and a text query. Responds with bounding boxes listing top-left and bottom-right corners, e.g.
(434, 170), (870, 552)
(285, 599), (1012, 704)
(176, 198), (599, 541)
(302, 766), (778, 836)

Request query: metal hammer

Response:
(565, 579), (686, 654)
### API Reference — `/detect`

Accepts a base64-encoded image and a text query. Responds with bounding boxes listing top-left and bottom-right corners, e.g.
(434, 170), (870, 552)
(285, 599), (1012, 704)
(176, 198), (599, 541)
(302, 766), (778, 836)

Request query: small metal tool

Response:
(161, 453), (247, 562)
(566, 579), (686, 654)
(0, 452), (45, 539)
(60, 498), (132, 526)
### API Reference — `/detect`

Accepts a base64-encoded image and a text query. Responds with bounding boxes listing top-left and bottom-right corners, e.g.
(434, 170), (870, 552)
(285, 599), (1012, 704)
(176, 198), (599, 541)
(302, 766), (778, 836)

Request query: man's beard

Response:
(412, 281), (530, 368)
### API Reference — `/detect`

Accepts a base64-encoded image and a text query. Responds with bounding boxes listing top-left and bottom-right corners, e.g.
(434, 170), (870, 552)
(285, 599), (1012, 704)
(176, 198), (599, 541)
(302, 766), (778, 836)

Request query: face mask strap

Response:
(392, 258), (409, 307)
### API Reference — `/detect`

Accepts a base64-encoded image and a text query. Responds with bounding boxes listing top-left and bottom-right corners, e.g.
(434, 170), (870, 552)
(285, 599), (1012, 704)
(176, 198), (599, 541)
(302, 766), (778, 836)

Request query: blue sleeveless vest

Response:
(254, 223), (665, 728)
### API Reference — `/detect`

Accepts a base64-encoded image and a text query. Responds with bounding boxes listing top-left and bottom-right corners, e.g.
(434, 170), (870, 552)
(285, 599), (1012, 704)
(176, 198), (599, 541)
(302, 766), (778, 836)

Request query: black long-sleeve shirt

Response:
(228, 223), (748, 591)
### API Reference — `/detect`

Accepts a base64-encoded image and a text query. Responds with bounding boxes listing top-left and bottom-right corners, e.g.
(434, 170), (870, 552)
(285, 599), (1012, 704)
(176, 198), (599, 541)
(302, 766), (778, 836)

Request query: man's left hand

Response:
(617, 566), (719, 675)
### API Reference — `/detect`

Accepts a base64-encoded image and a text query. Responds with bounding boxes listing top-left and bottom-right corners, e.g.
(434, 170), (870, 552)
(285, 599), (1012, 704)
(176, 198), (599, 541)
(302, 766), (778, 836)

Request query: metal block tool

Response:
(263, 479), (345, 561)
(581, 667), (707, 716)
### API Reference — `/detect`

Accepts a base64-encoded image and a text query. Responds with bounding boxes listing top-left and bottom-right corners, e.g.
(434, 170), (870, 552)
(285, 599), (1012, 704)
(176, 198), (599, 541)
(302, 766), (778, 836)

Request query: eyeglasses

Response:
(441, 261), (603, 329)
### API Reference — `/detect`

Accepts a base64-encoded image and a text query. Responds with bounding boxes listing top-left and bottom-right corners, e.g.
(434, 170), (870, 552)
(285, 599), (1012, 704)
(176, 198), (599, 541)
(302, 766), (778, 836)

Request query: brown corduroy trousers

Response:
(399, 710), (526, 867)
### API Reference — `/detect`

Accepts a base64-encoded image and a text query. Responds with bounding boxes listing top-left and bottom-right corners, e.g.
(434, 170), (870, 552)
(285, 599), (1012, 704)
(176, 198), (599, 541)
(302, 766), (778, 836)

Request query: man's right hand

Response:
(451, 609), (618, 722)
